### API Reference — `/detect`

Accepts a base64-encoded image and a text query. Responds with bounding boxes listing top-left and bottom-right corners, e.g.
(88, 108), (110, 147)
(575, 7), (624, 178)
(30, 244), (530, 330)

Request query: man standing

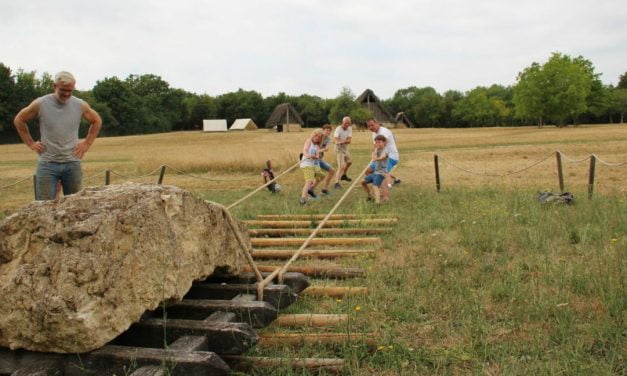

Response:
(14, 71), (102, 200)
(367, 118), (399, 194)
(333, 116), (353, 189)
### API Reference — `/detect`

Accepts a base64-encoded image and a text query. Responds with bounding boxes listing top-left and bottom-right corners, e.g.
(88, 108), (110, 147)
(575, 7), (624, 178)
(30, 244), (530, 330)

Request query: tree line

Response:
(0, 52), (625, 144)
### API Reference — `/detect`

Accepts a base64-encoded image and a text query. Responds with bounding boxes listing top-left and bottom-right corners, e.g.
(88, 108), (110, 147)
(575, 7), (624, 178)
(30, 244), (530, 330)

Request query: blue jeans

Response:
(35, 161), (83, 200)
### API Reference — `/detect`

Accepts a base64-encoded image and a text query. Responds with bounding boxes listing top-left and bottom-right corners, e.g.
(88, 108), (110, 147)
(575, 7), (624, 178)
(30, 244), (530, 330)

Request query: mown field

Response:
(0, 125), (625, 375)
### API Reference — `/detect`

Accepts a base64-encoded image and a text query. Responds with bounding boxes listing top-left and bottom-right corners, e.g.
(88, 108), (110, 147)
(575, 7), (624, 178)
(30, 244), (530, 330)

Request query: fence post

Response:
(556, 151), (564, 192)
(32, 175), (37, 200)
(434, 154), (441, 193)
(105, 169), (111, 185)
(587, 155), (596, 199)
(157, 165), (167, 185)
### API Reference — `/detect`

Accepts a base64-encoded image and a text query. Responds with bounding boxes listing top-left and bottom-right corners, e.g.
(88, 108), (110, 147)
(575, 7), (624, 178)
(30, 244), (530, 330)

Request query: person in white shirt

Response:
(333, 116), (353, 189)
(367, 119), (400, 198)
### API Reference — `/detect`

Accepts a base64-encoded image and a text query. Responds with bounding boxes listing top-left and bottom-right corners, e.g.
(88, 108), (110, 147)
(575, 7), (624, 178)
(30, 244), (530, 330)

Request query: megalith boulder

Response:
(0, 183), (248, 353)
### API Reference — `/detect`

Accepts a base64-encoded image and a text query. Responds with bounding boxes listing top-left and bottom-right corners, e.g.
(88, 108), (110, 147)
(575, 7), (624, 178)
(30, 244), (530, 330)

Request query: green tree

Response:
(294, 94), (327, 127)
(185, 94), (218, 130)
(217, 89), (265, 125)
(442, 90), (464, 127)
(93, 76), (146, 135)
(0, 63), (15, 133)
(617, 72), (627, 89)
(613, 89), (627, 123)
(328, 87), (360, 124)
(514, 52), (593, 126)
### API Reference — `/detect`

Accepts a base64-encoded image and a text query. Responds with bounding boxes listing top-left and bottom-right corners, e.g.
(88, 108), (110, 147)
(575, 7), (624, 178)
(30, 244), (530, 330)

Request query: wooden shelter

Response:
(265, 103), (304, 132)
(230, 118), (258, 131)
(356, 89), (393, 125)
(393, 112), (414, 128)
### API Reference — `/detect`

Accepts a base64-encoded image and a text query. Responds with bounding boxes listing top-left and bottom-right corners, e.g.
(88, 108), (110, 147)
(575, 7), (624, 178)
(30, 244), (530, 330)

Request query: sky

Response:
(1, 0), (626, 99)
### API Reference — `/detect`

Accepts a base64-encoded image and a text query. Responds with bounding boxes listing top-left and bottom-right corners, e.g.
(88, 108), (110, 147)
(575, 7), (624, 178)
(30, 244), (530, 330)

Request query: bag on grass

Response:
(537, 191), (574, 205)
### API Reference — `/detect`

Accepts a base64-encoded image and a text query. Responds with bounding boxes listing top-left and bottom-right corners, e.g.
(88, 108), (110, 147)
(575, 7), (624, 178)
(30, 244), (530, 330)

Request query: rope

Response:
(108, 166), (163, 180)
(592, 154), (627, 167)
(0, 176), (32, 190)
(227, 160), (301, 210)
(437, 152), (554, 177)
(82, 170), (106, 182)
(558, 151), (591, 163)
(256, 162), (371, 301)
(163, 164), (259, 182)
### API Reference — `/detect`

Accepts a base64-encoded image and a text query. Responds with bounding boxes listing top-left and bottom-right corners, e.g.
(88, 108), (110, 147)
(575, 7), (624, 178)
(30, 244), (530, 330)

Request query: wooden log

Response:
(185, 282), (297, 309)
(251, 248), (375, 259)
(84, 346), (229, 376)
(258, 333), (377, 347)
(114, 319), (257, 354)
(168, 336), (209, 351)
(256, 214), (392, 220)
(129, 366), (166, 376)
(251, 237), (381, 247)
(223, 355), (344, 374)
(0, 349), (62, 376)
(244, 219), (398, 228)
(274, 314), (348, 327)
(303, 286), (369, 298)
(249, 228), (392, 237)
(11, 363), (62, 376)
(162, 299), (277, 328)
(243, 265), (366, 279)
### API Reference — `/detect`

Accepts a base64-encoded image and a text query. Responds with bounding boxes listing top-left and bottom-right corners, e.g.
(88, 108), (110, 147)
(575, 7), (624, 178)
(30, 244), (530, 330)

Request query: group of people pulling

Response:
(299, 116), (400, 205)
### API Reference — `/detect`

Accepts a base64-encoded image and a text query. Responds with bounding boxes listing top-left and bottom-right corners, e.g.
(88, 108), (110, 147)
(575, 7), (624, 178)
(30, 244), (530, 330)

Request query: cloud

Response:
(1, 0), (625, 98)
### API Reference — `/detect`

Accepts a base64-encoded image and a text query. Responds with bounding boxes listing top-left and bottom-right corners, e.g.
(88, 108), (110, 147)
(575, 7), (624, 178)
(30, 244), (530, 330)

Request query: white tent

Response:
(230, 118), (258, 131)
(203, 119), (227, 132)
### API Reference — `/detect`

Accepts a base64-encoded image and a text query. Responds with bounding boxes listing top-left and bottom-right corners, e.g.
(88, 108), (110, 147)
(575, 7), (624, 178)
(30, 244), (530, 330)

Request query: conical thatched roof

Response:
(265, 103), (304, 128)
(356, 89), (393, 123)
(394, 112), (415, 128)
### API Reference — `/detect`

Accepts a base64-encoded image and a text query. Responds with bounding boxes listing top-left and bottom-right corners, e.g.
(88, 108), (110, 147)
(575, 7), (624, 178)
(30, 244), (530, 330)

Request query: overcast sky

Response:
(1, 0), (625, 99)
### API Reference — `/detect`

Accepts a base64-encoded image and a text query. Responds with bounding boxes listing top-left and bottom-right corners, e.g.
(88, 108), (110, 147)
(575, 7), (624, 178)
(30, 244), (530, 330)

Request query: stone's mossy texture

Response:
(0, 183), (248, 353)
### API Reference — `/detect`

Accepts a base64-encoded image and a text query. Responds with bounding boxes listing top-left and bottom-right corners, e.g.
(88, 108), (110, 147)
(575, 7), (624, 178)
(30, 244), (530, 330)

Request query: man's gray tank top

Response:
(38, 94), (84, 162)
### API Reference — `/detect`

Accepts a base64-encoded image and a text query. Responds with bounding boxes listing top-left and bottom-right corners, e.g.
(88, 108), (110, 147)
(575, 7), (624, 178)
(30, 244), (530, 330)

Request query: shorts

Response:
(318, 159), (333, 172)
(302, 166), (325, 182)
(363, 173), (385, 187)
(369, 158), (399, 173)
(336, 151), (351, 168)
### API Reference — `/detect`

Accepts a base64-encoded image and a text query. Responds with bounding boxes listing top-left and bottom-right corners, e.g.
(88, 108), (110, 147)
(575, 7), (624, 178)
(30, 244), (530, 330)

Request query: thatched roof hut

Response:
(265, 103), (304, 132)
(356, 89), (393, 124)
(394, 112), (415, 128)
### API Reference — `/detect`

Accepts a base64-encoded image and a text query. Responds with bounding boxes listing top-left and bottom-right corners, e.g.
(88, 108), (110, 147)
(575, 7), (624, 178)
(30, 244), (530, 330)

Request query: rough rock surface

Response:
(0, 183), (248, 353)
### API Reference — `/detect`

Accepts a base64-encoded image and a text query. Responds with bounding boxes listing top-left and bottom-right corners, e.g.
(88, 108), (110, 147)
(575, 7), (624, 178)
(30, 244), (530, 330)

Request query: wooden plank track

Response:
(249, 228), (392, 236)
(256, 214), (395, 220)
(251, 237), (382, 247)
(244, 218), (398, 228)
(243, 265), (367, 279)
(251, 248), (376, 259)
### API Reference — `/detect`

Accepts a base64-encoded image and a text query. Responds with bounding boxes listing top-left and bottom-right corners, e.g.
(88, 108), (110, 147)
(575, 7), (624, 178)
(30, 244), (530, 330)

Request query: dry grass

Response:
(1, 124), (626, 215)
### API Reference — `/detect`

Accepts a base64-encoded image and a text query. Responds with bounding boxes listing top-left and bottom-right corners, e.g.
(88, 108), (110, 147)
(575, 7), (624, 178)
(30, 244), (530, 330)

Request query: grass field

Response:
(0, 125), (625, 374)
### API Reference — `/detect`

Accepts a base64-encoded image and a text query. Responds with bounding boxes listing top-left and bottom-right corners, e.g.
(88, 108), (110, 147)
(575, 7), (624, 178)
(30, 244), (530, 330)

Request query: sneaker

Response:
(321, 189), (330, 196)
(334, 182), (342, 189)
(307, 189), (317, 198)
(393, 178), (401, 185)
(341, 174), (352, 182)
(299, 197), (307, 205)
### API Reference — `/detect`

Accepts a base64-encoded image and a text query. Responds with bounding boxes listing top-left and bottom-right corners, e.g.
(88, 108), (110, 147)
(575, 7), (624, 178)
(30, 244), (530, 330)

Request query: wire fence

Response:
(433, 150), (626, 199)
(1, 151), (625, 201)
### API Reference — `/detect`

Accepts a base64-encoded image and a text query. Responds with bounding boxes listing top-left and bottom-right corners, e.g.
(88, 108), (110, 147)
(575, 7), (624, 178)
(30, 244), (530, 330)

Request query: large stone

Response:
(0, 183), (248, 353)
